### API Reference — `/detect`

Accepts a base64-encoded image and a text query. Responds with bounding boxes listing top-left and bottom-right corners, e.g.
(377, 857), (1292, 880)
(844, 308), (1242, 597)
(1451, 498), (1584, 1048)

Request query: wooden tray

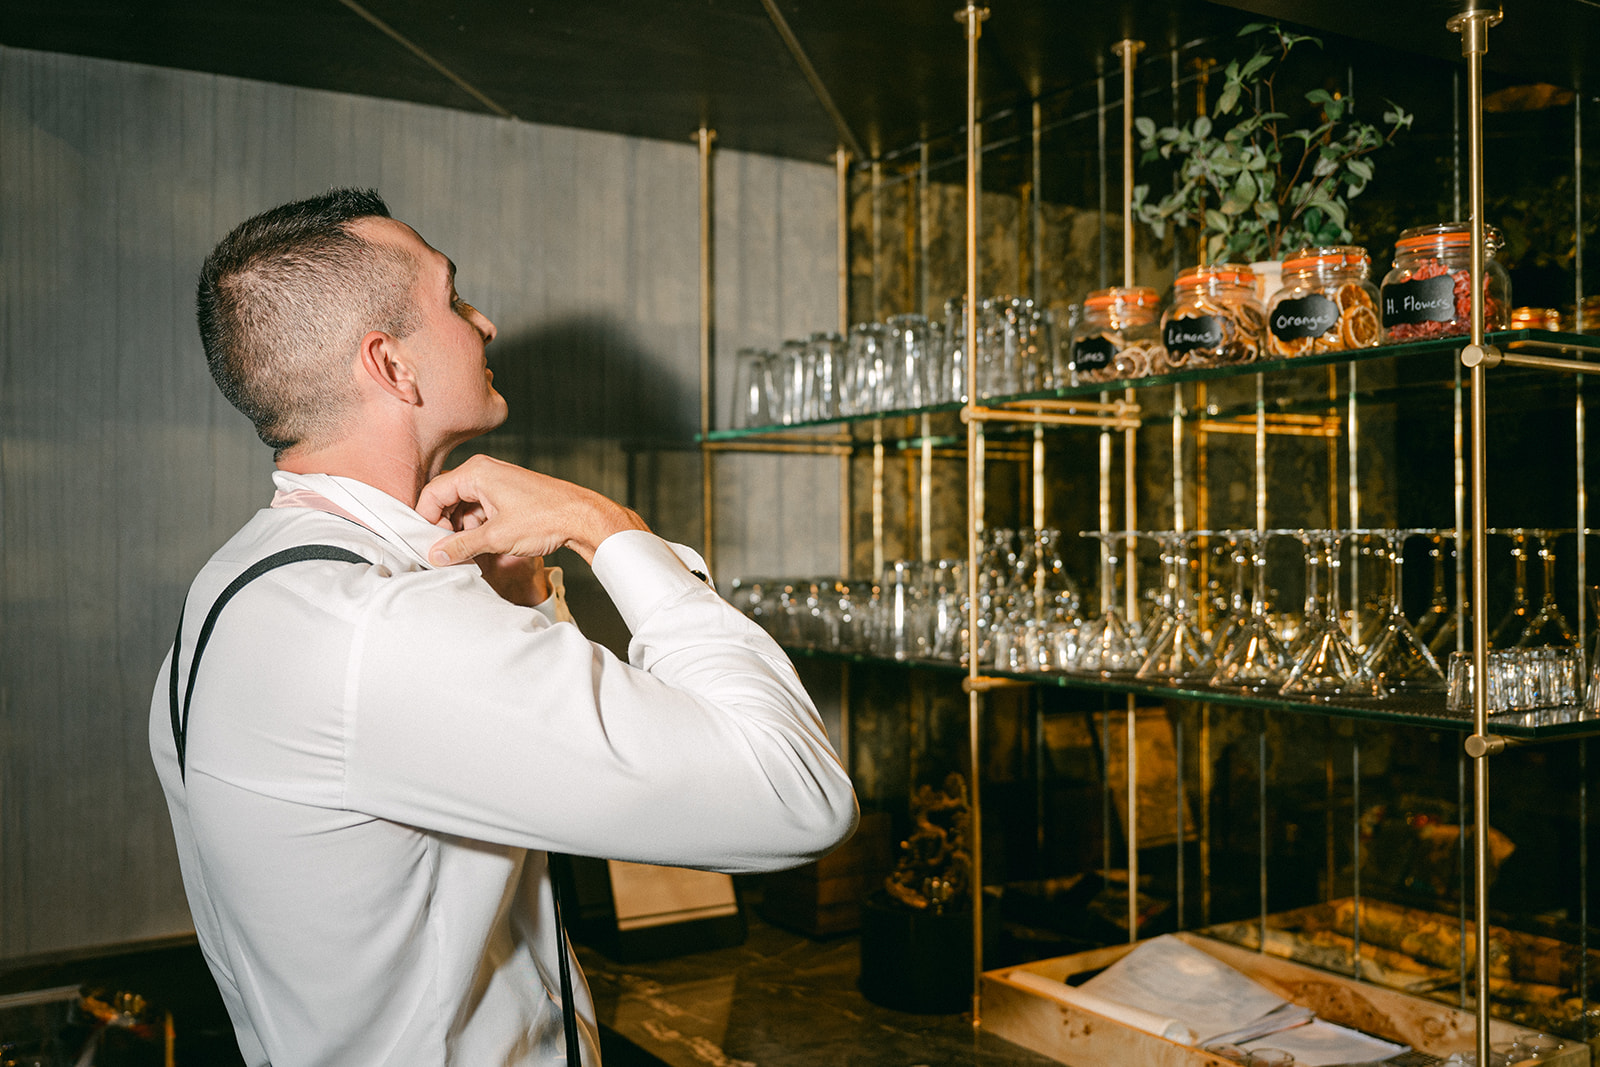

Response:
(981, 932), (1588, 1066)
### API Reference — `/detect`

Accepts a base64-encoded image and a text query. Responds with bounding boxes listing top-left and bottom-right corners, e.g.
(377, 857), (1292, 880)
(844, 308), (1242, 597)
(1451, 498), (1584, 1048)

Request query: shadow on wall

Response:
(480, 312), (698, 447)
(462, 312), (701, 661)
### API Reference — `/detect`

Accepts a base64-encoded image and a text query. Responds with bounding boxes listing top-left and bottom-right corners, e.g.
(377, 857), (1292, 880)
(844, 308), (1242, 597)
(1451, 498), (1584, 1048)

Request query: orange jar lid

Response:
(1283, 245), (1370, 273)
(1394, 222), (1503, 256)
(1175, 263), (1256, 288)
(1084, 286), (1161, 309)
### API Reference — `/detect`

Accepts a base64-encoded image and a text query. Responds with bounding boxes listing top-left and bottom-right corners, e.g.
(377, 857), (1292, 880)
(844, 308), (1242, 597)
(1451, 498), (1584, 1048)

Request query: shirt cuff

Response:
(590, 530), (712, 633)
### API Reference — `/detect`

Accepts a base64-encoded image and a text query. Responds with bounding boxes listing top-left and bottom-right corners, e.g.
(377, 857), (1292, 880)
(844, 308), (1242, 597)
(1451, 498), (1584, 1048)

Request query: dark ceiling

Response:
(3, 1), (1597, 167)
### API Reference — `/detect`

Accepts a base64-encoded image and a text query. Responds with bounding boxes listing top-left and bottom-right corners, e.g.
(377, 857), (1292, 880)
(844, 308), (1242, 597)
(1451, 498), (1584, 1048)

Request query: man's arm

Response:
(336, 457), (860, 872)
(418, 455), (648, 565)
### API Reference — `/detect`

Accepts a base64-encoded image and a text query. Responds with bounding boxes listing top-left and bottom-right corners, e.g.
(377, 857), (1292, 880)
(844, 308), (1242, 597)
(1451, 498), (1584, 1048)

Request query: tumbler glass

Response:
(730, 348), (774, 429)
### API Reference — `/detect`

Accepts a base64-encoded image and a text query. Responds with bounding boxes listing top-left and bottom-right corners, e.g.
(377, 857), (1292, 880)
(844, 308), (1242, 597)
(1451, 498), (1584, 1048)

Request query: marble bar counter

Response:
(575, 915), (1066, 1067)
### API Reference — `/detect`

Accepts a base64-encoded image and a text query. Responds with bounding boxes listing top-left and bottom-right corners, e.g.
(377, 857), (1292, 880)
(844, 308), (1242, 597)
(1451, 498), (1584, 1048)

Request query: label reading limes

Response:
(1072, 335), (1117, 371)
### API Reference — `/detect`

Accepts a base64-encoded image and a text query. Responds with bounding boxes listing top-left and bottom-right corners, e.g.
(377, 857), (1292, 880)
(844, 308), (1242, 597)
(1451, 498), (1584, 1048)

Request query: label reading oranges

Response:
(1270, 294), (1339, 342)
(1072, 336), (1117, 373)
(1163, 315), (1224, 356)
(1383, 275), (1456, 326)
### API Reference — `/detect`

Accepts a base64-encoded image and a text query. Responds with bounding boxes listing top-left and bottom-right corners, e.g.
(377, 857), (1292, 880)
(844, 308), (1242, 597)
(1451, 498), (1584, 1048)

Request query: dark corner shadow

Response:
(454, 312), (700, 660)
(476, 312), (698, 447)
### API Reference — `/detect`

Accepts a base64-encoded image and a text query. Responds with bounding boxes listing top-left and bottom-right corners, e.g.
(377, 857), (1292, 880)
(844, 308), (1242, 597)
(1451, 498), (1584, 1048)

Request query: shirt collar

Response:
(270, 471), (445, 569)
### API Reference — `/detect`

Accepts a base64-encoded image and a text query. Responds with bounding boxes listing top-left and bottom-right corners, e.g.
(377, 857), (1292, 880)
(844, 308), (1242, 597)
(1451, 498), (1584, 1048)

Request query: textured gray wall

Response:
(0, 44), (840, 961)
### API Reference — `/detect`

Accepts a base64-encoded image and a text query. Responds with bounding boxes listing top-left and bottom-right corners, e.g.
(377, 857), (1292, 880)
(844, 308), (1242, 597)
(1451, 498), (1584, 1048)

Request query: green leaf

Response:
(1305, 88), (1333, 107)
(1255, 199), (1280, 223)
(1347, 158), (1374, 183)
(1193, 115), (1213, 140)
(1321, 198), (1347, 229)
(1237, 21), (1270, 35)
(1324, 97), (1345, 121)
(1204, 209), (1230, 234)
(1240, 51), (1273, 80)
(1206, 232), (1227, 265)
(1216, 83), (1241, 115)
(1134, 116), (1156, 140)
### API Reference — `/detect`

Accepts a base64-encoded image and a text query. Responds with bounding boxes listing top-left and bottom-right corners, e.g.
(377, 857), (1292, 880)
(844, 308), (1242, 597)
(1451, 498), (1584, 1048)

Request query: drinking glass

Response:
(1412, 530), (1457, 648)
(1518, 529), (1577, 647)
(1487, 528), (1533, 649)
(772, 339), (809, 425)
(886, 313), (937, 410)
(1210, 529), (1293, 691)
(1077, 530), (1141, 674)
(730, 348), (775, 429)
(1361, 528), (1446, 691)
(842, 322), (889, 416)
(1242, 1051), (1292, 1067)
(805, 331), (843, 421)
(1136, 530), (1215, 683)
(976, 298), (1047, 399)
(1280, 529), (1385, 699)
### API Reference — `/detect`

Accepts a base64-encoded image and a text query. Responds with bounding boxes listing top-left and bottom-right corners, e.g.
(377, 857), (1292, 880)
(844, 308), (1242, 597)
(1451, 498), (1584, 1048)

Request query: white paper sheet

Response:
(1005, 970), (1198, 1044)
(1242, 1019), (1407, 1066)
(1077, 935), (1290, 1042)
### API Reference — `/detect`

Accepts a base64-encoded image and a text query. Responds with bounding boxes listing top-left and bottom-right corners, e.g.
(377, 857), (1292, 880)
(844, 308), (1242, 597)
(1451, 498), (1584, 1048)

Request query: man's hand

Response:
(476, 553), (552, 608)
(418, 455), (649, 566)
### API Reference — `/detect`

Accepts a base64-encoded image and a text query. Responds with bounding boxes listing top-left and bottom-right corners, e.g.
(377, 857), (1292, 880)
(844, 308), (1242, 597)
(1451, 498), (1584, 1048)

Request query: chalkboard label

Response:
(1270, 293), (1339, 342)
(1072, 335), (1117, 372)
(1164, 315), (1225, 356)
(1383, 275), (1456, 327)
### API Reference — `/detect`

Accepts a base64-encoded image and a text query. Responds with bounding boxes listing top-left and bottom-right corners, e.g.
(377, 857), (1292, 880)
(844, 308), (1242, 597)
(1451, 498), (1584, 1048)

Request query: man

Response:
(150, 189), (857, 1066)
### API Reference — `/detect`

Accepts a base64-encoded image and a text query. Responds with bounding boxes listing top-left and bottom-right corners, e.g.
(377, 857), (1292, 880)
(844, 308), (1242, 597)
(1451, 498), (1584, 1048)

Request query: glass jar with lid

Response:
(1069, 287), (1162, 383)
(1380, 222), (1510, 342)
(1161, 264), (1265, 368)
(1264, 245), (1381, 357)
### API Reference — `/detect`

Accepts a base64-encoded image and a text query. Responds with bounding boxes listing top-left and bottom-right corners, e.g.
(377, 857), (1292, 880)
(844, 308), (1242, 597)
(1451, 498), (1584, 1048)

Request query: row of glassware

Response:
(729, 526), (1591, 709)
(730, 296), (1052, 428)
(729, 224), (1526, 428)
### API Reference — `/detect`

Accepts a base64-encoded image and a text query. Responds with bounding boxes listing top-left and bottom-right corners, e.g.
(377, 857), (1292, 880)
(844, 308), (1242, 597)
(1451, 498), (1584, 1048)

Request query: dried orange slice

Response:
(1335, 282), (1375, 313)
(1268, 334), (1312, 357)
(1340, 305), (1380, 349)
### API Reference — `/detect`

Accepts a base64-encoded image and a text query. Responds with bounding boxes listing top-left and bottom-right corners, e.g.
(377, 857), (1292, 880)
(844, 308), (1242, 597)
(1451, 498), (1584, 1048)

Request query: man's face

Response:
(356, 217), (507, 447)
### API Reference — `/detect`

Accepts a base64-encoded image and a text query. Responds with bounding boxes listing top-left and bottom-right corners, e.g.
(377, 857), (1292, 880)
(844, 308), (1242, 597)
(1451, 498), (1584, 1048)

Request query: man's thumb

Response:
(429, 530), (483, 566)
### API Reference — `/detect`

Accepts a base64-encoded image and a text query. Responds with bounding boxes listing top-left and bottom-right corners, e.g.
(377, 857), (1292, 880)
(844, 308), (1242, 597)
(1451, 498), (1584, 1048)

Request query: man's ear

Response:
(357, 330), (420, 405)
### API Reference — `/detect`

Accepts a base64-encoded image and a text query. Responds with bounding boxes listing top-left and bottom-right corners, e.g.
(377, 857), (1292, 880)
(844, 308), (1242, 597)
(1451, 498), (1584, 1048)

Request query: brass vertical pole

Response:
(957, 1), (990, 1024)
(836, 147), (853, 778)
(837, 148), (851, 336)
(871, 161), (884, 322)
(920, 142), (932, 318)
(1032, 99), (1045, 306)
(698, 127), (717, 576)
(1448, 10), (1502, 1064)
(1113, 37), (1144, 944)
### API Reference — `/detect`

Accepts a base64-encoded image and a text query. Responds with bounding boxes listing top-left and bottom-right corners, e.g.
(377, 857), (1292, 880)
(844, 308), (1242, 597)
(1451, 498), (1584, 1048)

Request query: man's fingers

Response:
(416, 474), (469, 525)
(429, 528), (486, 567)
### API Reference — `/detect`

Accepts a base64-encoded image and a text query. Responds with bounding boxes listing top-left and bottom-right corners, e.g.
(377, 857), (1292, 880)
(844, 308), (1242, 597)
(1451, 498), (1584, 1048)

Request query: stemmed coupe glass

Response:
(1077, 530), (1141, 674)
(1209, 529), (1292, 691)
(1360, 528), (1445, 692)
(1136, 530), (1215, 683)
(1280, 529), (1385, 699)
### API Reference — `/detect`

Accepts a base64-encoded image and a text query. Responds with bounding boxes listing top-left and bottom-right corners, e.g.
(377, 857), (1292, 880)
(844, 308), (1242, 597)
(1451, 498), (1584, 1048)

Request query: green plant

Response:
(1132, 23), (1414, 265)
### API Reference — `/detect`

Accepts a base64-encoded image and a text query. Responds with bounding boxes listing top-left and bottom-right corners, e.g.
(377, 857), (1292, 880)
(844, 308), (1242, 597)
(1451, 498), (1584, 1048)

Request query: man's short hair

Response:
(197, 188), (421, 454)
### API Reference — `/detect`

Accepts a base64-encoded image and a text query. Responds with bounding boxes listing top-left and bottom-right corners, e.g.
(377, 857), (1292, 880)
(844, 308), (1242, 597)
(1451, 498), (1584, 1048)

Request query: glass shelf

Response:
(700, 329), (1600, 444)
(783, 644), (1600, 740)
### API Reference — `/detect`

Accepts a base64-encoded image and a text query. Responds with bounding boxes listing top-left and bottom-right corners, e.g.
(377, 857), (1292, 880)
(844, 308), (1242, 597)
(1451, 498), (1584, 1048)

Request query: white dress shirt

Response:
(150, 471), (857, 1067)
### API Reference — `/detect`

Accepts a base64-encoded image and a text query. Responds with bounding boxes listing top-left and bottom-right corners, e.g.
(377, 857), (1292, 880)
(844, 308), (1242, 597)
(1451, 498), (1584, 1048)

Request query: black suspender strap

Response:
(550, 868), (583, 1067)
(168, 544), (369, 782)
(167, 541), (584, 1066)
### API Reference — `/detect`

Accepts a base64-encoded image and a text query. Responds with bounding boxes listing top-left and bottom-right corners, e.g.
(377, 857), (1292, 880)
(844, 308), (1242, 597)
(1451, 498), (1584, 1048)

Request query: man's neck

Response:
(277, 437), (445, 509)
